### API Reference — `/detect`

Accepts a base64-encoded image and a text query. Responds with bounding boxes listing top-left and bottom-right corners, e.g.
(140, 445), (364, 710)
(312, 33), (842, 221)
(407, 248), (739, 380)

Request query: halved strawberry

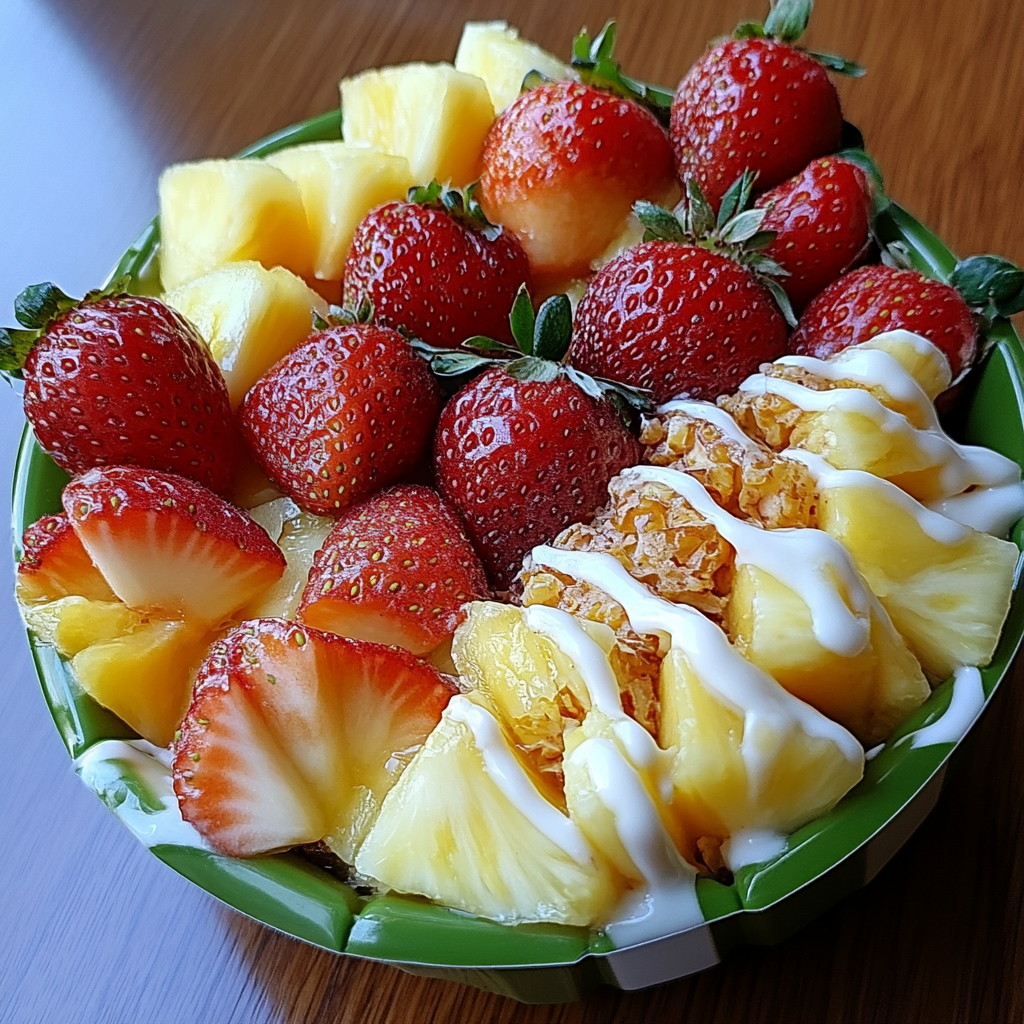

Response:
(298, 484), (489, 655)
(17, 512), (115, 604)
(62, 466), (286, 625)
(173, 618), (458, 859)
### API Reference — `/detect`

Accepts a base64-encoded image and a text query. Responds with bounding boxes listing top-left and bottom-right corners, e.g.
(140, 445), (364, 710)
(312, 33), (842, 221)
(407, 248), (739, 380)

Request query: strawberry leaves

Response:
(949, 256), (1024, 324)
(408, 180), (503, 242)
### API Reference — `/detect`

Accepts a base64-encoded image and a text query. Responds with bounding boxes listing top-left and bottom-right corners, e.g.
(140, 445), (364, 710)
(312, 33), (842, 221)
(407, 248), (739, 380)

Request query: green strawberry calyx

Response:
(0, 276), (131, 378)
(634, 173), (799, 327)
(734, 0), (865, 77)
(313, 293), (375, 332)
(410, 284), (653, 418)
(408, 180), (503, 242)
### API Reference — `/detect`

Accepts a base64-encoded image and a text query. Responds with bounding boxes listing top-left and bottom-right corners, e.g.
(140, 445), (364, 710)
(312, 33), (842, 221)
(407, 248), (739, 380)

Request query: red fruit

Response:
(478, 81), (676, 280)
(173, 618), (458, 858)
(571, 242), (789, 404)
(788, 265), (979, 379)
(62, 465), (285, 625)
(17, 512), (114, 603)
(434, 366), (642, 589)
(240, 324), (441, 517)
(671, 38), (843, 210)
(343, 198), (532, 350)
(299, 484), (488, 656)
(16, 291), (236, 493)
(755, 156), (873, 311)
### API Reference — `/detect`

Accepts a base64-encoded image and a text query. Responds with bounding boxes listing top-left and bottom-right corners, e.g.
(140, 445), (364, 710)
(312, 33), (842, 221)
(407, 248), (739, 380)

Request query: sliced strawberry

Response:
(17, 512), (115, 603)
(298, 484), (489, 655)
(173, 618), (458, 858)
(62, 466), (286, 625)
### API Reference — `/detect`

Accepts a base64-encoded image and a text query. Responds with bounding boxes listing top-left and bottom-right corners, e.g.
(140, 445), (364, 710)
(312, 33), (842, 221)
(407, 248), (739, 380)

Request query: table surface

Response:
(2, 1), (1023, 1021)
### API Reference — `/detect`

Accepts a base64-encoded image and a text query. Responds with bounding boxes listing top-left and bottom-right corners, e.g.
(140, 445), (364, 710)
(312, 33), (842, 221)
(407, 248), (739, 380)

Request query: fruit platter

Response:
(7, 1), (1024, 1004)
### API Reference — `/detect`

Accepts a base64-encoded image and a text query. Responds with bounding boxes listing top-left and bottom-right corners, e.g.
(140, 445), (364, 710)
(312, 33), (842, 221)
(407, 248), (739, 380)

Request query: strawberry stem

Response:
(408, 180), (503, 242)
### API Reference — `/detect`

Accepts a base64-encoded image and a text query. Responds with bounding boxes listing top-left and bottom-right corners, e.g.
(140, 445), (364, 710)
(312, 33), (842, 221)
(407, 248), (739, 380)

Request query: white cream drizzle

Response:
(856, 330), (953, 396)
(529, 546), (864, 796)
(445, 695), (594, 865)
(655, 399), (760, 451)
(926, 481), (1024, 538)
(909, 666), (986, 749)
(74, 739), (207, 849)
(783, 448), (971, 544)
(620, 465), (872, 658)
(721, 828), (788, 872)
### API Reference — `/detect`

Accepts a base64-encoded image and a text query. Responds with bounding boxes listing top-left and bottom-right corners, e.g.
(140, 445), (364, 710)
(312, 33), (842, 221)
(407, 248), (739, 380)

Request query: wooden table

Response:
(2, 1), (1022, 1021)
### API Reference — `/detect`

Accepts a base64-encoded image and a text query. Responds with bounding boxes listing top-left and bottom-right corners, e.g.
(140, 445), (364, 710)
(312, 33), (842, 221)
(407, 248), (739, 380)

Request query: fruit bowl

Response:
(12, 107), (1024, 1004)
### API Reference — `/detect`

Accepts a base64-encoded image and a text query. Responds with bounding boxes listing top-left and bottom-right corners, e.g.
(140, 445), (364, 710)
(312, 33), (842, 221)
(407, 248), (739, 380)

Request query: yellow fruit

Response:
(72, 619), (216, 746)
(725, 564), (930, 746)
(454, 21), (574, 112)
(856, 331), (953, 401)
(355, 695), (619, 926)
(265, 143), (415, 280)
(158, 159), (312, 290)
(341, 63), (494, 186)
(21, 597), (142, 658)
(164, 261), (326, 407)
(659, 646), (864, 849)
(814, 468), (1019, 682)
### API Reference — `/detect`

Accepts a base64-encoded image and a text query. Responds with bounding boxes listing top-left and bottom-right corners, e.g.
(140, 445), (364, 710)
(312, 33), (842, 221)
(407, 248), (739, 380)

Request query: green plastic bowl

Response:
(11, 109), (1024, 1004)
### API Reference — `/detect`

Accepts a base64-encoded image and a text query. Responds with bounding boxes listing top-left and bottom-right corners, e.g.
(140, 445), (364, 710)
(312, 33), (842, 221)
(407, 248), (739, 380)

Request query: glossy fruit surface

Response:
(434, 366), (642, 589)
(21, 294), (237, 493)
(343, 200), (531, 350)
(240, 324), (441, 516)
(788, 265), (978, 377)
(571, 241), (789, 403)
(670, 38), (842, 210)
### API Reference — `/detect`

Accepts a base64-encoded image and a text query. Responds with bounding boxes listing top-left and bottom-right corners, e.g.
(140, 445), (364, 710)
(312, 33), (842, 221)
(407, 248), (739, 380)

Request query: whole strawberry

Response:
(571, 184), (790, 404)
(479, 70), (675, 281)
(755, 156), (873, 311)
(299, 484), (489, 655)
(240, 317), (441, 516)
(670, 0), (861, 210)
(426, 288), (644, 589)
(343, 182), (531, 350)
(2, 283), (236, 493)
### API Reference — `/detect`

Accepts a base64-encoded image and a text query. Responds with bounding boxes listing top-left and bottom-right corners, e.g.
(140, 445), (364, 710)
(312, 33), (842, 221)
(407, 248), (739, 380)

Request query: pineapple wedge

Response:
(22, 596), (142, 658)
(159, 159), (312, 290)
(726, 564), (930, 746)
(797, 453), (1020, 682)
(72, 619), (217, 746)
(454, 21), (575, 113)
(164, 261), (327, 407)
(341, 63), (494, 186)
(856, 330), (953, 401)
(264, 143), (415, 280)
(355, 694), (619, 926)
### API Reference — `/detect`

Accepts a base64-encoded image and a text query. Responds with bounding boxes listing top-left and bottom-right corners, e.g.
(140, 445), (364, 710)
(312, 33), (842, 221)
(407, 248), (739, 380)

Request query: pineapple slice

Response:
(159, 159), (312, 290)
(797, 452), (1020, 682)
(726, 564), (930, 746)
(264, 143), (415, 280)
(164, 261), (327, 407)
(341, 63), (494, 186)
(454, 21), (574, 113)
(452, 601), (591, 794)
(22, 597), (142, 658)
(355, 694), (619, 926)
(243, 498), (335, 620)
(72, 619), (217, 746)
(856, 329), (952, 401)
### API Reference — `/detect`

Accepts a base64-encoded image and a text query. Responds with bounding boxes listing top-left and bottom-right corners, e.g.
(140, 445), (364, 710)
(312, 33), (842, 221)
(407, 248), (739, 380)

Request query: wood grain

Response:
(1, 1), (1022, 1021)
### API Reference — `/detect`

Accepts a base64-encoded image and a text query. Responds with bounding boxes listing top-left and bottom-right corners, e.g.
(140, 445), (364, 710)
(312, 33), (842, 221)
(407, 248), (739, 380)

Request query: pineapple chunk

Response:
(725, 564), (930, 746)
(72, 619), (216, 746)
(164, 261), (326, 407)
(265, 143), (415, 280)
(355, 695), (619, 926)
(811, 463), (1019, 682)
(159, 159), (312, 290)
(660, 646), (864, 849)
(856, 330), (952, 401)
(22, 597), (142, 658)
(341, 63), (494, 186)
(242, 498), (335, 620)
(454, 21), (574, 113)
